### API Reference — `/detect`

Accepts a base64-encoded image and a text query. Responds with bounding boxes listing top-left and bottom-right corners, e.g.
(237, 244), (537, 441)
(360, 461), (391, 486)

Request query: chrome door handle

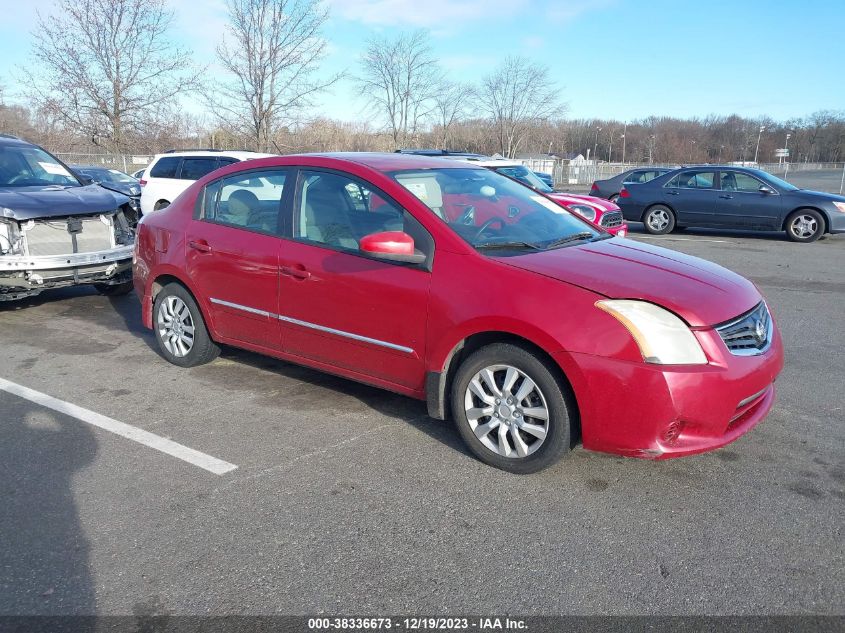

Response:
(719, 194), (733, 199)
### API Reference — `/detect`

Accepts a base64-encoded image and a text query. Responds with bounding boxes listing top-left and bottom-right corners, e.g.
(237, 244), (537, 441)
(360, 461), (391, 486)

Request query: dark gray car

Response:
(590, 167), (673, 202)
(617, 165), (845, 243)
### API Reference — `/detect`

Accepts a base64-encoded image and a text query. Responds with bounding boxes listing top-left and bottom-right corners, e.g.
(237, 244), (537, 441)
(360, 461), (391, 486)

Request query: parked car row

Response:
(0, 137), (791, 473)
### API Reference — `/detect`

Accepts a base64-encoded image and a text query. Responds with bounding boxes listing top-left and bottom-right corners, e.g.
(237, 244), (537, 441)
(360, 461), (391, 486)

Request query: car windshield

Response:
(492, 165), (554, 193)
(391, 167), (602, 252)
(80, 167), (137, 184)
(755, 170), (799, 191)
(0, 146), (80, 187)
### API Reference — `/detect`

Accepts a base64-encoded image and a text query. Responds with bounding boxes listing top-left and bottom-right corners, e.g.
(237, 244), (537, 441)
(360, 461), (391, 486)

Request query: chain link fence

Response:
(54, 153), (153, 175)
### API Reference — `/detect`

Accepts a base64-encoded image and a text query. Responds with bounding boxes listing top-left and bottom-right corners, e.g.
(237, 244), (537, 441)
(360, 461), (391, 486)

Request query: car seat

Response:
(302, 178), (358, 249)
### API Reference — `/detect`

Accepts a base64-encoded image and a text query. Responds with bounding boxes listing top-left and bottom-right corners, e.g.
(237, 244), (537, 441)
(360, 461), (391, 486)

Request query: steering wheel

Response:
(472, 217), (506, 241)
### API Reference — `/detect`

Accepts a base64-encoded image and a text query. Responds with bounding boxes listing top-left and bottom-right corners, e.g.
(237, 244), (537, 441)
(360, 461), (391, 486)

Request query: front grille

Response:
(600, 211), (624, 228)
(716, 302), (772, 355)
(25, 216), (114, 256)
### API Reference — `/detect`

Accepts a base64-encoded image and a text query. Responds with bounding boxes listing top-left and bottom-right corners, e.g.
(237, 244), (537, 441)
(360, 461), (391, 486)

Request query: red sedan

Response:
(134, 153), (783, 473)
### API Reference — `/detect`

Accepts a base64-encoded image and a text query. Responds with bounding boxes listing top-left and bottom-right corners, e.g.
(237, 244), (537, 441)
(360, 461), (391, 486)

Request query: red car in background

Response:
(134, 152), (783, 473)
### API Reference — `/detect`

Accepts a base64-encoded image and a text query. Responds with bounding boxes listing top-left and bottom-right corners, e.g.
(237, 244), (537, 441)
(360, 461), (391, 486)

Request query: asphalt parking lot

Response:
(1, 227), (843, 617)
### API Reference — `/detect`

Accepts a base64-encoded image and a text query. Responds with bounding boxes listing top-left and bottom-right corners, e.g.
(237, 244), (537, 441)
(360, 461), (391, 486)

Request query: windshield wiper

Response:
(475, 240), (543, 251)
(543, 232), (595, 249)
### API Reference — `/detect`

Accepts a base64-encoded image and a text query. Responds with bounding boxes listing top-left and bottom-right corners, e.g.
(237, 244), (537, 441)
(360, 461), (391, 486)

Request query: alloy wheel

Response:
(647, 209), (670, 231)
(157, 296), (196, 358)
(790, 214), (818, 239)
(463, 364), (550, 458)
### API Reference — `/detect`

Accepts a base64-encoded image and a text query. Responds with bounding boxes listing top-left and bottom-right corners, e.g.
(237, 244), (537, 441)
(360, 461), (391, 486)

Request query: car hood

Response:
(0, 185), (128, 220)
(786, 188), (845, 203)
(97, 181), (140, 198)
(500, 238), (761, 327)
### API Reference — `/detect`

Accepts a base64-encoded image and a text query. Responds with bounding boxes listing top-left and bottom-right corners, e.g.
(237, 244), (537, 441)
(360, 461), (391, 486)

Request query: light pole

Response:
(608, 129), (614, 162)
(688, 139), (696, 163)
(718, 145), (724, 162)
(621, 121), (627, 164)
(648, 134), (655, 164)
(593, 127), (601, 164)
(753, 125), (765, 164)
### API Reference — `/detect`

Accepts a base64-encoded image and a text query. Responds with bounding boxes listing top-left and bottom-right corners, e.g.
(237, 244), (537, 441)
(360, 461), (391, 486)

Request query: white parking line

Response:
(0, 377), (238, 475)
(633, 235), (729, 243)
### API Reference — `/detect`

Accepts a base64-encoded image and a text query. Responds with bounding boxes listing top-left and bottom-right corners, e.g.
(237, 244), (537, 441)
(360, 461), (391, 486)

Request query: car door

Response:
(662, 169), (718, 225)
(185, 168), (291, 351)
(716, 170), (783, 229)
(276, 168), (433, 391)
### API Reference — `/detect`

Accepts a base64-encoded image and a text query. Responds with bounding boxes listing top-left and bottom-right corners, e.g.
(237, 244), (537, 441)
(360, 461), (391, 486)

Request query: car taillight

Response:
(619, 188), (630, 198)
(139, 179), (147, 186)
(590, 182), (598, 193)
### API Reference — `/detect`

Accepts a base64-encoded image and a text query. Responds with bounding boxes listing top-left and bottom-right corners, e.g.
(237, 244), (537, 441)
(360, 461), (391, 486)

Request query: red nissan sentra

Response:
(134, 153), (784, 473)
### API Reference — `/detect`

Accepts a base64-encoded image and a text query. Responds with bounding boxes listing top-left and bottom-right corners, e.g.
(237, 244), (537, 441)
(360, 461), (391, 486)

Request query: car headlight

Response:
(833, 202), (845, 213)
(569, 204), (597, 222)
(0, 217), (24, 255)
(596, 299), (707, 365)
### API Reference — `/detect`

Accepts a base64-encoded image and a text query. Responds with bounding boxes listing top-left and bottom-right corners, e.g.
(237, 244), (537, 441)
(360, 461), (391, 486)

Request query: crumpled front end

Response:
(0, 210), (134, 301)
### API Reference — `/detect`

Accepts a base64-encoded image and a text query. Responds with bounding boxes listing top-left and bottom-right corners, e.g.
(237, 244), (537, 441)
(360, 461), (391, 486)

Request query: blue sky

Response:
(1, 0), (843, 123)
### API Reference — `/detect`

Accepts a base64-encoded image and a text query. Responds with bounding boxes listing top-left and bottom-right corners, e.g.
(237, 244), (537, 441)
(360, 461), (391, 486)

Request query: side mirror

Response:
(77, 174), (95, 186)
(759, 185), (775, 194)
(360, 231), (426, 264)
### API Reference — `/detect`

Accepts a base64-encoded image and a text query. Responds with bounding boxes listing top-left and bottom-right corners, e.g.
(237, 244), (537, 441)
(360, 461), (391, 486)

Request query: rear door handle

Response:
(188, 239), (212, 253)
(719, 194), (733, 199)
(666, 190), (679, 195)
(281, 265), (311, 280)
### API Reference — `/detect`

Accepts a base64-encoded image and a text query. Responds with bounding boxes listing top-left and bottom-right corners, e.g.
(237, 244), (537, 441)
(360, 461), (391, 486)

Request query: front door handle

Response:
(281, 265), (311, 280)
(719, 194), (733, 199)
(666, 190), (679, 195)
(188, 239), (212, 253)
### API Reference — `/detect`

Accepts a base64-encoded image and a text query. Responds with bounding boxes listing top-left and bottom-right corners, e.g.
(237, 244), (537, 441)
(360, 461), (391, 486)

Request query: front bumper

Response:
(0, 245), (134, 300)
(555, 324), (785, 459)
(828, 210), (845, 234)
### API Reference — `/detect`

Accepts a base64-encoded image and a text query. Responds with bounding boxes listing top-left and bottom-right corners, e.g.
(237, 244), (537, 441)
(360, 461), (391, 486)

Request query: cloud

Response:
(324, 0), (529, 28)
(547, 0), (617, 22)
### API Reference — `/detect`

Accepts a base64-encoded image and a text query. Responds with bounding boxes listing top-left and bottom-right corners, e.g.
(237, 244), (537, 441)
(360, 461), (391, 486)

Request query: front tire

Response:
(153, 200), (170, 211)
(153, 283), (219, 367)
(643, 205), (675, 234)
(785, 209), (824, 243)
(451, 343), (572, 473)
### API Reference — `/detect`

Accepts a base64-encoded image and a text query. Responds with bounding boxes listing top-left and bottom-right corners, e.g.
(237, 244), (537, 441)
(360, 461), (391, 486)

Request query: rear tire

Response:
(153, 283), (219, 367)
(451, 343), (572, 473)
(94, 281), (133, 296)
(785, 209), (824, 243)
(643, 205), (675, 234)
(609, 194), (620, 203)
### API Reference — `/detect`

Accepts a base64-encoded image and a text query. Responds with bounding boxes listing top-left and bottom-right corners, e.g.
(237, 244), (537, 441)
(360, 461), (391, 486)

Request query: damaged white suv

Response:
(0, 135), (136, 302)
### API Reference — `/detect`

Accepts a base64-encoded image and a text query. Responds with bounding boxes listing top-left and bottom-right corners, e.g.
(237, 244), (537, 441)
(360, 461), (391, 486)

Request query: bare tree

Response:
(212, 0), (340, 153)
(479, 56), (565, 158)
(21, 0), (197, 153)
(432, 80), (473, 148)
(357, 30), (439, 149)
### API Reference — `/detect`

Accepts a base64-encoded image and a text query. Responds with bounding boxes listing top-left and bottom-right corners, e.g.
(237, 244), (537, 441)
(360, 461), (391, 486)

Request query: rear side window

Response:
(203, 169), (288, 234)
(149, 157), (181, 178)
(180, 158), (219, 181)
(624, 171), (647, 183)
(665, 170), (715, 189)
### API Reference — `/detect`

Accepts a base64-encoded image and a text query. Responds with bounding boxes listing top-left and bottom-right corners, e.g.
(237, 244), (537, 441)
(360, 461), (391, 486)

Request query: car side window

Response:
(624, 171), (645, 184)
(217, 158), (239, 168)
(723, 172), (764, 193)
(202, 169), (287, 234)
(149, 157), (180, 179)
(666, 170), (715, 189)
(295, 170), (432, 262)
(180, 158), (219, 181)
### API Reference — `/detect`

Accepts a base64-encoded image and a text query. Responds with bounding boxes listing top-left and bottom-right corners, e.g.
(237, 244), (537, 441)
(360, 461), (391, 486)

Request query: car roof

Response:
(152, 150), (275, 160)
(303, 152), (493, 171)
(0, 134), (34, 148)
